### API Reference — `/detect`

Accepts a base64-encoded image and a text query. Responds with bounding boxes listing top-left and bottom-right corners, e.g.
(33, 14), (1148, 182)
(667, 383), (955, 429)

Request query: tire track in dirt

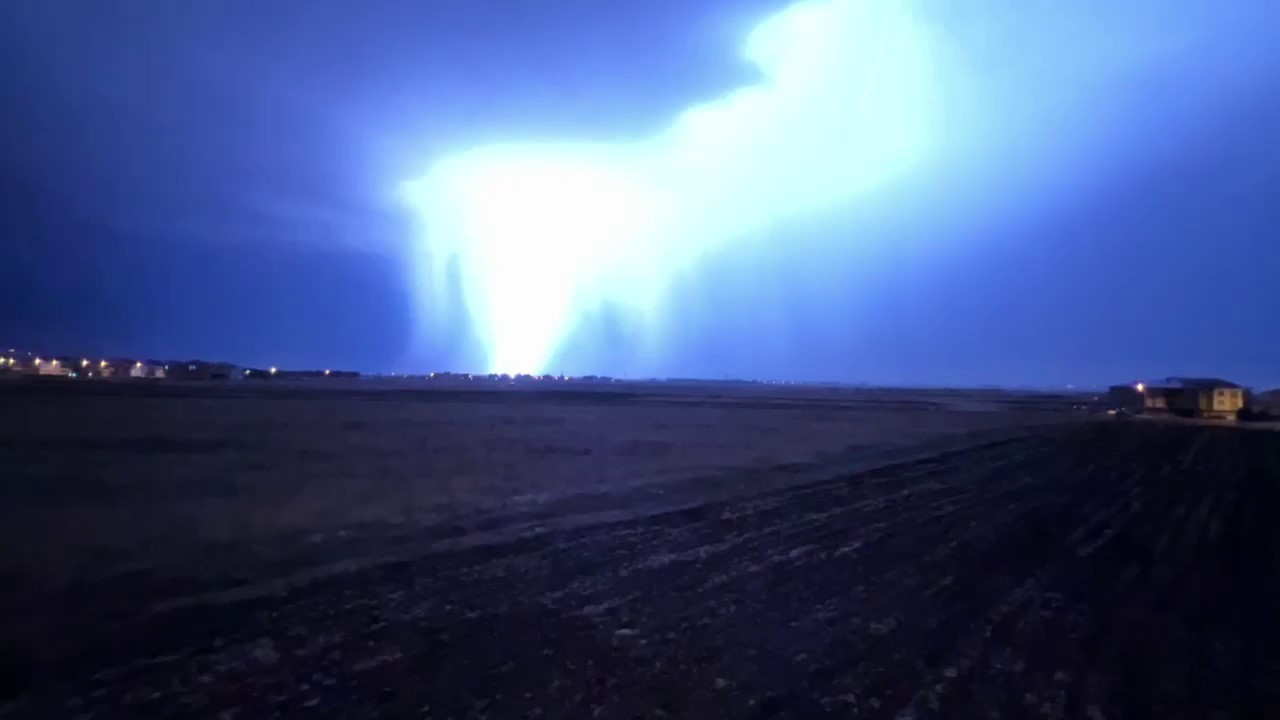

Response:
(925, 425), (1280, 720)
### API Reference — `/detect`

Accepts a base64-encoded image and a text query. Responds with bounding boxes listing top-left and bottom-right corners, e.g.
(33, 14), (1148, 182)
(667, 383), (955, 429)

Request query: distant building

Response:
(127, 360), (166, 379)
(62, 357), (102, 378)
(0, 352), (26, 374)
(1109, 377), (1246, 420)
(93, 359), (115, 378)
(96, 359), (137, 378)
(166, 360), (239, 381)
(33, 357), (71, 376)
(273, 369), (359, 379)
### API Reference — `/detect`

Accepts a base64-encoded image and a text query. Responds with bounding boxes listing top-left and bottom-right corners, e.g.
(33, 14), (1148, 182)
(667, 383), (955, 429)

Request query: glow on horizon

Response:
(402, 0), (936, 374)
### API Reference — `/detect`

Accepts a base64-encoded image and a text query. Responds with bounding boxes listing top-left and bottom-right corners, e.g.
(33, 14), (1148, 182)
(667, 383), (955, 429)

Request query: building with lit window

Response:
(32, 357), (71, 376)
(1109, 377), (1246, 421)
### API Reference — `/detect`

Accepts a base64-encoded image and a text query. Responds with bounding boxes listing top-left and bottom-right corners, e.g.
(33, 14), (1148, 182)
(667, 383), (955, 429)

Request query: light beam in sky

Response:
(402, 0), (935, 373)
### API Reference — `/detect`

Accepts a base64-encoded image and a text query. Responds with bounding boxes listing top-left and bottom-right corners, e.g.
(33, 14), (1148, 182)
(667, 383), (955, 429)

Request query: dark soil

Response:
(4, 422), (1279, 719)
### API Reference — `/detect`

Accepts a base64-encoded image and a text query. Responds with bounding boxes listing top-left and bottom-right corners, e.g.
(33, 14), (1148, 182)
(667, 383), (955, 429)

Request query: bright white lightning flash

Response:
(401, 0), (935, 374)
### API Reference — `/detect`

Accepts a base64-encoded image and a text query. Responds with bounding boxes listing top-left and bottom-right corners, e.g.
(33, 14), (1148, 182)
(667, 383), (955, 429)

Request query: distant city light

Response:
(269, 366), (278, 375)
(100, 360), (108, 368)
(81, 359), (89, 367)
(35, 358), (43, 365)
(1136, 382), (1146, 393)
(324, 369), (331, 376)
(135, 361), (142, 368)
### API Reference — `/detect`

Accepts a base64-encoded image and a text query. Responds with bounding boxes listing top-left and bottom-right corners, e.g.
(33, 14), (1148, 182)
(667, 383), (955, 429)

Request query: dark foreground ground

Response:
(4, 420), (1279, 719)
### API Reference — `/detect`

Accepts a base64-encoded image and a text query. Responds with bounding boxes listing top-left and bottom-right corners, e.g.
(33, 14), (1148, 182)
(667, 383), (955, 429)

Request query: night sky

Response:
(2, 1), (1277, 387)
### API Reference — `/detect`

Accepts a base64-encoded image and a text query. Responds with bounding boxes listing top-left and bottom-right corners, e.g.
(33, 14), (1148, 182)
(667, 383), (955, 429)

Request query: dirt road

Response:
(6, 422), (1279, 719)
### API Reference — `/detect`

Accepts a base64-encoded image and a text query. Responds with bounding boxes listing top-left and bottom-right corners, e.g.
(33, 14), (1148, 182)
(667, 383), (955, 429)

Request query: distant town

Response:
(0, 349), (349, 381)
(0, 345), (900, 388)
(0, 349), (577, 384)
(3, 345), (1276, 421)
(0, 346), (659, 386)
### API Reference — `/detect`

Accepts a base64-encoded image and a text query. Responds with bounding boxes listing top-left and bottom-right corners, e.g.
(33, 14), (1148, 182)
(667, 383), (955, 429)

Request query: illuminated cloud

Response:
(402, 0), (938, 373)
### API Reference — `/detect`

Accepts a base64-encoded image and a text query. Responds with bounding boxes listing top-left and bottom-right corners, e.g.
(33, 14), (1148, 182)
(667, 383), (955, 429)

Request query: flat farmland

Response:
(3, 380), (1278, 718)
(0, 380), (1075, 600)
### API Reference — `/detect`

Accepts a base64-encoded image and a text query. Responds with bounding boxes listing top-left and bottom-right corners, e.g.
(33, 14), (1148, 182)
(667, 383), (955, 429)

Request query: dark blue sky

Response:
(2, 1), (1277, 386)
